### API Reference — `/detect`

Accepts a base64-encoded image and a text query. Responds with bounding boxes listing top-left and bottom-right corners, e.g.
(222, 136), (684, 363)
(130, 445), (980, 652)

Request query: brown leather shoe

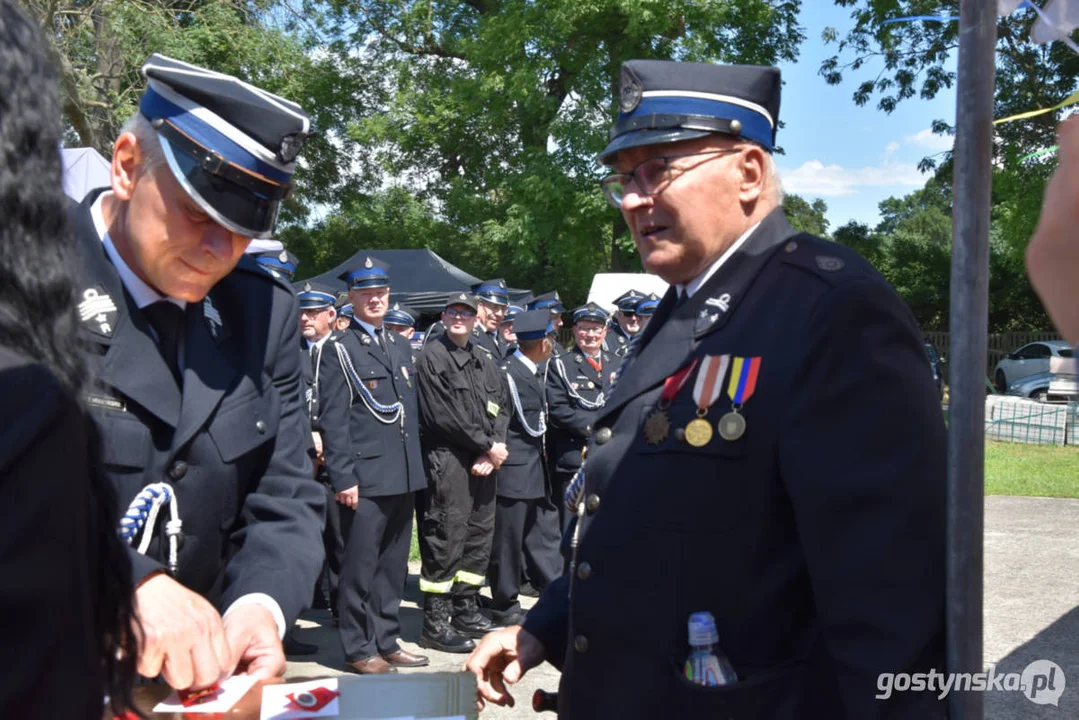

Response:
(345, 655), (397, 675)
(382, 647), (430, 668)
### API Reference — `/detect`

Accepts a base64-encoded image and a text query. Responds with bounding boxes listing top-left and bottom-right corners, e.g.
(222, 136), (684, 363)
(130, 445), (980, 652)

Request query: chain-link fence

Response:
(985, 395), (1078, 445)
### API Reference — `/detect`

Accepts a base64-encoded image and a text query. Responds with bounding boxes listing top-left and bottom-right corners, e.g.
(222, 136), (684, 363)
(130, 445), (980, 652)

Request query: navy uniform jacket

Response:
(523, 209), (947, 719)
(72, 191), (325, 627)
(545, 347), (620, 475)
(302, 339), (327, 430)
(603, 326), (630, 357)
(471, 325), (505, 361)
(497, 354), (547, 500)
(317, 322), (425, 496)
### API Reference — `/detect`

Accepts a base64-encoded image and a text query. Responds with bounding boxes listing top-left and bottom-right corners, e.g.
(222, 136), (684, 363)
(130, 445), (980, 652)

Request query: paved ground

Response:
(287, 495), (1079, 718)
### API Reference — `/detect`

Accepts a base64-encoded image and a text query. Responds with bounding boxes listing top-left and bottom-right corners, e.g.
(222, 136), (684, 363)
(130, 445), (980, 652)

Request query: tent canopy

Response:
(299, 248), (530, 314)
(61, 147), (111, 202)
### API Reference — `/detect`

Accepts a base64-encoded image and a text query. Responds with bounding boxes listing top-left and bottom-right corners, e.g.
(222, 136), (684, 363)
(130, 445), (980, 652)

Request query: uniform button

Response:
(577, 562), (592, 580)
(585, 493), (601, 514)
(595, 427), (611, 445)
(256, 420), (267, 434)
(168, 461), (188, 480)
(573, 634), (589, 653)
(581, 446), (588, 460)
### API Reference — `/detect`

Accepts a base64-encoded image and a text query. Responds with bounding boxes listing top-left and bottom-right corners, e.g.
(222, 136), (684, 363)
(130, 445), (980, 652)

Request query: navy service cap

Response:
(528, 291), (565, 314)
(252, 247), (298, 280)
(636, 292), (661, 316)
(340, 257), (390, 290)
(297, 282), (336, 310)
(384, 303), (417, 327)
(502, 305), (524, 324)
(613, 289), (647, 313)
(444, 292), (479, 312)
(138, 54), (313, 238)
(600, 59), (781, 164)
(573, 302), (609, 325)
(514, 310), (555, 341)
(337, 303), (355, 319)
(472, 278), (510, 307)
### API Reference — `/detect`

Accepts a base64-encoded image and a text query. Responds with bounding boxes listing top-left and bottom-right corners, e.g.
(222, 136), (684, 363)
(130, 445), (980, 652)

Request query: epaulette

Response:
(233, 253), (294, 292)
(779, 235), (861, 288)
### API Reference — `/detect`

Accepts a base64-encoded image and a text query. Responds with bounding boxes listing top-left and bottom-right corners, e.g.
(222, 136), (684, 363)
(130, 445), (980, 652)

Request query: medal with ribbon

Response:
(684, 355), (731, 447)
(643, 358), (699, 445)
(718, 356), (761, 441)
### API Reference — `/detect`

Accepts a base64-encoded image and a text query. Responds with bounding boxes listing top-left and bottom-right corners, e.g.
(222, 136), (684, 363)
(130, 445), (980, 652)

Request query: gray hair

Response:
(763, 151), (783, 205)
(118, 112), (166, 171)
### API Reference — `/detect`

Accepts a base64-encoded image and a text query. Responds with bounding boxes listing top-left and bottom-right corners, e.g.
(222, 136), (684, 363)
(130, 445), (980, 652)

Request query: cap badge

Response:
(393, 303), (400, 310)
(620, 65), (643, 114)
(459, 293), (467, 300)
(78, 286), (118, 339)
(279, 250), (289, 262)
(365, 257), (373, 269)
(304, 282), (312, 292)
(277, 132), (308, 164)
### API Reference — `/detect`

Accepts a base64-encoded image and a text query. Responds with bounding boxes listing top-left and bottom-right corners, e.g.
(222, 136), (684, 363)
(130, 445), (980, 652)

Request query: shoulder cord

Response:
(335, 341), (404, 426)
(554, 356), (605, 410)
(309, 342), (323, 417)
(119, 483), (182, 576)
(505, 371), (546, 437)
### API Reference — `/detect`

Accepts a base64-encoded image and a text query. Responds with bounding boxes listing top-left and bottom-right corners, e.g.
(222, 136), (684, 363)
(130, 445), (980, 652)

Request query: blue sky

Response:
(775, 3), (958, 231)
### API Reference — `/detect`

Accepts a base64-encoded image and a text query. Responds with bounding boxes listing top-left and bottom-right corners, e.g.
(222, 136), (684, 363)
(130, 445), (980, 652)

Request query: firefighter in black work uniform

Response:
(415, 292), (510, 653)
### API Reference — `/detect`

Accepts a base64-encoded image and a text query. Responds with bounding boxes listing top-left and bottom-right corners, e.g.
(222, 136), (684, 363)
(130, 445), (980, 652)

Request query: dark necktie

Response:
(144, 301), (184, 386)
(674, 289), (689, 312)
(375, 326), (389, 356)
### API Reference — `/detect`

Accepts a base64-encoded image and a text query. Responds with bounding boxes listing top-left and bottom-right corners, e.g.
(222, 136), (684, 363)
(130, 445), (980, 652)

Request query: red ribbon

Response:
(659, 358), (700, 406)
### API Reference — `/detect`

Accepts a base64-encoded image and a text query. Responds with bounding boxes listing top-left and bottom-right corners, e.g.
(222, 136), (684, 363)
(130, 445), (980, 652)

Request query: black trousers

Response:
(419, 445), (496, 593)
(319, 476), (344, 610)
(491, 496), (560, 615)
(336, 491), (414, 661)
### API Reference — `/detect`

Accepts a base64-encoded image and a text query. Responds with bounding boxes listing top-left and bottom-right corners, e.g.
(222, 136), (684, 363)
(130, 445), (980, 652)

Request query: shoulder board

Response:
(779, 234), (864, 286)
(232, 253), (294, 292)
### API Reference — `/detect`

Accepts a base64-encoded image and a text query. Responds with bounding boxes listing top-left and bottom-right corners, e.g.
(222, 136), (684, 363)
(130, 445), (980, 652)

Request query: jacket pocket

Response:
(667, 655), (806, 718)
(208, 386), (280, 463)
(95, 411), (150, 470)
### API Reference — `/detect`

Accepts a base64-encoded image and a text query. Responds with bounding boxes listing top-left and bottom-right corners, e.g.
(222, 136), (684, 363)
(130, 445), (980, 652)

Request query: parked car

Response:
(924, 339), (945, 398)
(993, 340), (1073, 392)
(1004, 371), (1053, 401)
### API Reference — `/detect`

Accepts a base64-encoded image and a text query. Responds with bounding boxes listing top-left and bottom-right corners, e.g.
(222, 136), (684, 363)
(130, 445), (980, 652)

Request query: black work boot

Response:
(451, 590), (496, 639)
(418, 594), (475, 654)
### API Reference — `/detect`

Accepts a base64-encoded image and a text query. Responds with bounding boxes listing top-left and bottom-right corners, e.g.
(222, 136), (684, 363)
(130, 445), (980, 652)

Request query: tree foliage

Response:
(782, 193), (830, 237)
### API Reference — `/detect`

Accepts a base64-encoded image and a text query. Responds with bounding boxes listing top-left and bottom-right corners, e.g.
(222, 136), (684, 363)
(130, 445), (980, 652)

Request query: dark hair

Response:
(517, 337), (547, 353)
(0, 1), (137, 714)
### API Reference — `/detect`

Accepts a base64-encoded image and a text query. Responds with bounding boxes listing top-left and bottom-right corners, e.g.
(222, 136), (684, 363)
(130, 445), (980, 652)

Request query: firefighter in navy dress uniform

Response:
(488, 310), (560, 627)
(316, 258), (429, 674)
(527, 291), (567, 359)
(635, 292), (660, 330)
(544, 302), (621, 533)
(250, 245), (298, 281)
(603, 289), (645, 357)
(471, 278), (511, 360)
(72, 54), (325, 690)
(467, 59), (947, 719)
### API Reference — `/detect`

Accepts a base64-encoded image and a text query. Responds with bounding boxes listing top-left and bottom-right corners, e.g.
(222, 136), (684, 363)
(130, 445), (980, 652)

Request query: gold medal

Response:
(684, 417), (713, 447)
(643, 409), (671, 445)
(717, 411), (746, 441)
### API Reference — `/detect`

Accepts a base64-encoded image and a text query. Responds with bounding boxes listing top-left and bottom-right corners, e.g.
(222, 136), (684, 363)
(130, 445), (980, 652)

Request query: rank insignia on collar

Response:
(203, 296), (223, 339)
(78, 286), (118, 338)
(574, 354), (583, 364)
(705, 293), (731, 313)
(361, 334), (371, 345)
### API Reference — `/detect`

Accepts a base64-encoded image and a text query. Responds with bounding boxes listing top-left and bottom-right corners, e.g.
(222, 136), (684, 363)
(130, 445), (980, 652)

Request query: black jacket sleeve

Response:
(316, 335), (358, 492)
(417, 345), (493, 455)
(546, 358), (597, 437)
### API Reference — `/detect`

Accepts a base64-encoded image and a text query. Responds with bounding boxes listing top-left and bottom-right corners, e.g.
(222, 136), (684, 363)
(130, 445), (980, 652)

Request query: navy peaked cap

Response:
(573, 302), (609, 325)
(138, 54), (313, 238)
(514, 310), (555, 341)
(384, 303), (417, 327)
(613, 288), (647, 312)
(636, 292), (661, 316)
(600, 60), (781, 164)
(472, 278), (510, 306)
(252, 247), (298, 280)
(340, 257), (390, 289)
(297, 282), (336, 310)
(528, 291), (564, 314)
(503, 305), (524, 323)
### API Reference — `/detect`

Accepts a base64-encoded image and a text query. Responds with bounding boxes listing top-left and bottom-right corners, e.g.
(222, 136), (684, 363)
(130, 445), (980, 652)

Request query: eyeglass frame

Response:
(599, 147), (743, 209)
(443, 307), (477, 319)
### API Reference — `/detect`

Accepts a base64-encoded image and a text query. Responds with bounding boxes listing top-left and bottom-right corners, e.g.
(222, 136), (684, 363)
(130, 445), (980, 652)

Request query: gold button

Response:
(585, 494), (601, 514)
(573, 635), (589, 653)
(577, 562), (592, 580)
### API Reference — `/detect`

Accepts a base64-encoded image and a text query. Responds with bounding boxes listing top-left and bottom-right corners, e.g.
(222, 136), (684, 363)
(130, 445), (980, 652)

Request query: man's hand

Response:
(312, 432), (324, 463)
(335, 485), (359, 510)
(132, 573), (234, 690)
(464, 626), (546, 711)
(1027, 114), (1079, 343)
(488, 442), (509, 468)
(471, 454), (495, 476)
(223, 604), (286, 681)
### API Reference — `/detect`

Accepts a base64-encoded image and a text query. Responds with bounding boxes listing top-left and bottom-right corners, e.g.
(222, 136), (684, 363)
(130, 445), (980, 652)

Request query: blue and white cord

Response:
(505, 373), (546, 438)
(335, 341), (404, 426)
(554, 357), (605, 410)
(119, 482), (182, 575)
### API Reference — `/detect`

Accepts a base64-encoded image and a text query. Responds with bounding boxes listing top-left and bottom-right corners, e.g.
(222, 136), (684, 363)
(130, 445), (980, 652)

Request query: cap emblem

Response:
(620, 65), (643, 114)
(365, 257), (373, 269)
(279, 250), (289, 262)
(304, 282), (312, 292)
(278, 132), (308, 164)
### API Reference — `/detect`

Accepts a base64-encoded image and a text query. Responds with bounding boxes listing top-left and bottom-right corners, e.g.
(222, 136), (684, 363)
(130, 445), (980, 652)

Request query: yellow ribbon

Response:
(994, 89), (1079, 125)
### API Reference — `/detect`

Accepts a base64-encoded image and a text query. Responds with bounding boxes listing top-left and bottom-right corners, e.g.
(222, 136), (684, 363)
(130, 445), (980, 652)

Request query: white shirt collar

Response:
(91, 192), (186, 311)
(513, 350), (538, 375)
(676, 221), (761, 300)
(354, 318), (382, 340)
(306, 334), (331, 352)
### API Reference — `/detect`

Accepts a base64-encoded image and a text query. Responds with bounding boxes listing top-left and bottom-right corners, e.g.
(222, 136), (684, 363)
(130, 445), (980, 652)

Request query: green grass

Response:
(985, 441), (1079, 498)
(409, 526), (420, 562)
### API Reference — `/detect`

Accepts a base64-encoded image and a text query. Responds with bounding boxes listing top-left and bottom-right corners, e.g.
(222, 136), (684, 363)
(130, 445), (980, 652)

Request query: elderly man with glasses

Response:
(466, 60), (947, 719)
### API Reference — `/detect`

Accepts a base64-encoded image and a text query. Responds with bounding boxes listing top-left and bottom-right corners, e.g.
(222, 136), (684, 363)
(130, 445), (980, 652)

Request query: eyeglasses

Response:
(619, 310), (638, 318)
(444, 308), (476, 319)
(599, 148), (742, 209)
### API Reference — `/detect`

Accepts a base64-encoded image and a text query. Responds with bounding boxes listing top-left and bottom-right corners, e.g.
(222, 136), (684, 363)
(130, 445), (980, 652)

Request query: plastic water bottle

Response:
(683, 611), (738, 686)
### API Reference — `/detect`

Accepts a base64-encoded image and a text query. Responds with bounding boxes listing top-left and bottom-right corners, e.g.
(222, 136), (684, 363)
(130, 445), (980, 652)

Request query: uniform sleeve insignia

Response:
(78, 286), (118, 338)
(815, 256), (845, 272)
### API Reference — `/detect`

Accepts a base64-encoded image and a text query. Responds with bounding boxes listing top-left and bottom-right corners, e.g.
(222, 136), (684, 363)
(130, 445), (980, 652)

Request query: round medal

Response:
(684, 417), (713, 447)
(717, 411), (746, 441)
(643, 409), (671, 445)
(295, 691), (318, 709)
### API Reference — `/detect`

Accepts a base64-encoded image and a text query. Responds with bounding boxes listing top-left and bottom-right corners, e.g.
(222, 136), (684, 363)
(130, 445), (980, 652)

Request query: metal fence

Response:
(984, 395), (1079, 446)
(924, 330), (1063, 385)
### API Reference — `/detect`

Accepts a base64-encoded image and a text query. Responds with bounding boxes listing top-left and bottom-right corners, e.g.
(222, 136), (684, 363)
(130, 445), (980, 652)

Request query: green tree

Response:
(833, 219), (887, 270)
(782, 193), (830, 237)
(310, 0), (805, 305)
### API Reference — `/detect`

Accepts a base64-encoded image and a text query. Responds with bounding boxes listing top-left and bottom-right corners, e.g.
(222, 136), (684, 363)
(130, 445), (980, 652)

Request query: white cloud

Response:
(905, 127), (954, 151)
(778, 160), (928, 197)
(885, 141), (901, 155)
